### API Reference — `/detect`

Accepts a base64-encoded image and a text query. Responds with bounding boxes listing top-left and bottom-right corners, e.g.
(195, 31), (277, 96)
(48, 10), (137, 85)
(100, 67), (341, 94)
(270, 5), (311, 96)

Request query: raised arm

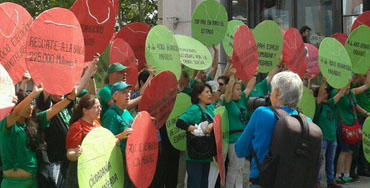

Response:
(77, 56), (99, 95)
(224, 68), (236, 103)
(209, 45), (219, 80)
(316, 77), (327, 105)
(244, 76), (257, 98)
(45, 87), (77, 120)
(352, 70), (370, 95)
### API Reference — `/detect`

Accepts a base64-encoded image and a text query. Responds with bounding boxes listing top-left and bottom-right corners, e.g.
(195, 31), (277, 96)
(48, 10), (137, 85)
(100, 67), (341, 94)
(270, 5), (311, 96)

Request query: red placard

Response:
(126, 111), (158, 188)
(304, 43), (319, 79)
(138, 71), (177, 129)
(232, 25), (258, 82)
(115, 22), (151, 71)
(71, 0), (115, 64)
(0, 64), (15, 121)
(282, 28), (307, 78)
(110, 38), (138, 91)
(351, 11), (370, 32)
(0, 3), (33, 84)
(110, 0), (119, 17)
(331, 33), (348, 46)
(214, 114), (225, 186)
(25, 8), (85, 95)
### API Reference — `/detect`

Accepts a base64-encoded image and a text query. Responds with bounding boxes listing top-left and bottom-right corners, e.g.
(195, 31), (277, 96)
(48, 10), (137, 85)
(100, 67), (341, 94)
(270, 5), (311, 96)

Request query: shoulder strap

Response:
(196, 104), (213, 123)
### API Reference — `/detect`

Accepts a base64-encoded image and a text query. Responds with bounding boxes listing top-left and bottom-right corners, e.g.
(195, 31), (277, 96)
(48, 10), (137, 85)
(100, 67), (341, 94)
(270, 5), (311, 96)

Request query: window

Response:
(342, 0), (363, 35)
(259, 0), (292, 30)
(231, 0), (248, 23)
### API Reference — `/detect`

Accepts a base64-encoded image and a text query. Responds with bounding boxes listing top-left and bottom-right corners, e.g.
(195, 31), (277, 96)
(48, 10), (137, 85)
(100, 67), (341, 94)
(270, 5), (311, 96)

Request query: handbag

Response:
(186, 105), (217, 160)
(340, 95), (362, 145)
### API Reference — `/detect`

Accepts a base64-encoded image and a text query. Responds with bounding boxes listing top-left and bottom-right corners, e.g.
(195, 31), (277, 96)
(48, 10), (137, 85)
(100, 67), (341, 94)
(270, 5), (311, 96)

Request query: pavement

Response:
(319, 172), (370, 188)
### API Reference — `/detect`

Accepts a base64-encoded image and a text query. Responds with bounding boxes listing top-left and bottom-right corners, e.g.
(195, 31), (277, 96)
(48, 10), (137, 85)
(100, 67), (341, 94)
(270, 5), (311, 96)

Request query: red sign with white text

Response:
(283, 28), (307, 78)
(0, 64), (15, 121)
(214, 114), (225, 186)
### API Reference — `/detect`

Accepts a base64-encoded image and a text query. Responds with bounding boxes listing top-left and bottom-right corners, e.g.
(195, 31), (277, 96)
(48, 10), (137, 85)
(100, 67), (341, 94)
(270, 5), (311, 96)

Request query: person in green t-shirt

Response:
(223, 68), (256, 188)
(176, 83), (215, 188)
(0, 84), (77, 188)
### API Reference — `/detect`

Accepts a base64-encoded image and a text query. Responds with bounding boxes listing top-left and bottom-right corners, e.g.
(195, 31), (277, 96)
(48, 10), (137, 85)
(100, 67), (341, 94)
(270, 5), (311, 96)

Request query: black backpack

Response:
(252, 107), (322, 188)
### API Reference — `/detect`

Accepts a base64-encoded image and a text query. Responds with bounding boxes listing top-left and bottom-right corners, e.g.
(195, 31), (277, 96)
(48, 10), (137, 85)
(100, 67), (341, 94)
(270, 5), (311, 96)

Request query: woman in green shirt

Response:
(177, 83), (215, 188)
(0, 84), (77, 188)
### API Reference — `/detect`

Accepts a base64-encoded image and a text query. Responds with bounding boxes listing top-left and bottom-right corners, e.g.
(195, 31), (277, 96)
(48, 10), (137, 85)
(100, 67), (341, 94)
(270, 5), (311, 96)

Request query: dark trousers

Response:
(186, 161), (210, 188)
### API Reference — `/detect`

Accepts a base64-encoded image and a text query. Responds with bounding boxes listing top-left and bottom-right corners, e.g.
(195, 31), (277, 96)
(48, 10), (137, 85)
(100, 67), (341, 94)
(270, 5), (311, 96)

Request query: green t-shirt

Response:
(330, 90), (357, 126)
(250, 78), (271, 97)
(0, 111), (49, 174)
(356, 88), (370, 117)
(98, 84), (112, 121)
(102, 104), (134, 154)
(313, 98), (337, 142)
(179, 104), (215, 162)
(223, 92), (249, 143)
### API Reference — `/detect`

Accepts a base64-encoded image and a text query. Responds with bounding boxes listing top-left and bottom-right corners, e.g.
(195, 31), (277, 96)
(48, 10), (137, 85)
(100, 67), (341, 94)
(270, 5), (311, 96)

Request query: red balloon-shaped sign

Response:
(282, 28), (307, 78)
(331, 33), (348, 46)
(110, 38), (138, 91)
(214, 114), (225, 186)
(351, 11), (370, 32)
(126, 111), (158, 188)
(232, 25), (258, 82)
(138, 71), (177, 129)
(115, 22), (151, 71)
(305, 43), (319, 79)
(71, 0), (115, 64)
(0, 2), (33, 84)
(110, 0), (119, 18)
(25, 8), (85, 95)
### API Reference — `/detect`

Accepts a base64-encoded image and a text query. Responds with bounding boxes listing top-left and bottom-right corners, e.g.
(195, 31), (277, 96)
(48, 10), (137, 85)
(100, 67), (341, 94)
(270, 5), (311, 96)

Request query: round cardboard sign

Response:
(25, 8), (85, 95)
(191, 0), (228, 47)
(110, 38), (138, 90)
(166, 93), (192, 151)
(297, 87), (316, 119)
(222, 20), (244, 56)
(174, 35), (212, 70)
(71, 0), (115, 64)
(214, 106), (229, 157)
(305, 43), (320, 79)
(319, 37), (352, 89)
(110, 0), (119, 17)
(138, 71), (178, 129)
(232, 25), (258, 82)
(145, 25), (181, 80)
(351, 11), (370, 32)
(115, 22), (151, 71)
(331, 33), (348, 46)
(0, 2), (33, 84)
(362, 117), (370, 163)
(213, 114), (225, 186)
(126, 111), (158, 188)
(252, 20), (283, 73)
(78, 127), (124, 188)
(0, 64), (15, 121)
(282, 28), (307, 78)
(345, 25), (370, 75)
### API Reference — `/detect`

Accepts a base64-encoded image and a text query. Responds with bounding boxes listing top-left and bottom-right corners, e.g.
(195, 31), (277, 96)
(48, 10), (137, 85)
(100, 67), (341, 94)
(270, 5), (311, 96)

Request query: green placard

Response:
(191, 0), (228, 47)
(214, 106), (229, 157)
(222, 20), (245, 56)
(175, 35), (212, 70)
(78, 127), (124, 188)
(145, 25), (181, 80)
(252, 20), (283, 73)
(297, 87), (316, 119)
(166, 93), (192, 151)
(319, 37), (352, 89)
(345, 25), (370, 75)
(363, 117), (370, 163)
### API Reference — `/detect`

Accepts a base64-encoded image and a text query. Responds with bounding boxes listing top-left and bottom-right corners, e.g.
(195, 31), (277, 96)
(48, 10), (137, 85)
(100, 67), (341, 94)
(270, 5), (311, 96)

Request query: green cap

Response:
(111, 81), (132, 96)
(107, 63), (127, 74)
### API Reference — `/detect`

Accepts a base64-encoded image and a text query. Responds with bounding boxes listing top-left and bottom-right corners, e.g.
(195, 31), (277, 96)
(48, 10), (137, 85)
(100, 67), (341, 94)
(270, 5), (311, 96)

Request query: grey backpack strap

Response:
(270, 107), (288, 119)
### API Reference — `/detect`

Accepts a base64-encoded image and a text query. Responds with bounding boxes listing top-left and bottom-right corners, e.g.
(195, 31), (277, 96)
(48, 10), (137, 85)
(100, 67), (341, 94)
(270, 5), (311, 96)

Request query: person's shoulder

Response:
(254, 106), (274, 116)
(69, 120), (83, 131)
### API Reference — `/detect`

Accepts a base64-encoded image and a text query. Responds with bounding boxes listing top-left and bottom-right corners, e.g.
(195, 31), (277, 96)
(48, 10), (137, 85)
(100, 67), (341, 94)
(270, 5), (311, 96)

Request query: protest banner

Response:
(345, 25), (370, 75)
(115, 22), (151, 71)
(363, 117), (370, 163)
(331, 33), (348, 46)
(305, 43), (320, 79)
(145, 25), (181, 80)
(214, 114), (225, 186)
(78, 127), (124, 188)
(297, 87), (315, 119)
(232, 25), (258, 82)
(319, 37), (352, 89)
(222, 20), (244, 56)
(71, 0), (115, 64)
(283, 28), (307, 78)
(110, 38), (138, 90)
(166, 93), (192, 151)
(110, 0), (119, 17)
(214, 106), (229, 157)
(0, 2), (33, 84)
(126, 111), (158, 188)
(174, 34), (212, 70)
(252, 20), (283, 73)
(0, 64), (15, 121)
(191, 0), (227, 47)
(25, 8), (85, 95)
(138, 71), (178, 129)
(351, 11), (370, 32)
